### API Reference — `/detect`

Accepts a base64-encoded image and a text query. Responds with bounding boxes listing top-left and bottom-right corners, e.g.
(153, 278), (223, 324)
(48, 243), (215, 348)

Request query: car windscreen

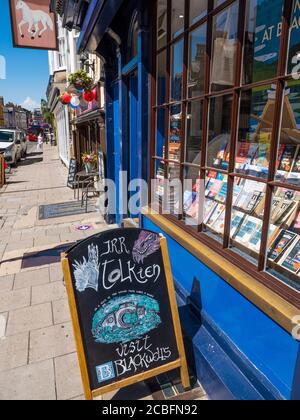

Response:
(0, 131), (14, 143)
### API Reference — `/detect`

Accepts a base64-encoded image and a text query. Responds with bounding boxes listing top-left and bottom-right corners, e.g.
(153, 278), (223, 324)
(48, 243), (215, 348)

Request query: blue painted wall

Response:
(142, 216), (300, 400)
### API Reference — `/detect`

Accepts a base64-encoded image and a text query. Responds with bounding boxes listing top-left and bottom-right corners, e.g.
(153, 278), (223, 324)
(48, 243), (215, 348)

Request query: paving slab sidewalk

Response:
(0, 145), (113, 400)
(0, 145), (207, 401)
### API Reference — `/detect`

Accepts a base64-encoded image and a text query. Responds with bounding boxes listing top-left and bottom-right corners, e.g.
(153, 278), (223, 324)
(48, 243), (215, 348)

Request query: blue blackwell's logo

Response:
(92, 294), (161, 344)
(96, 362), (115, 384)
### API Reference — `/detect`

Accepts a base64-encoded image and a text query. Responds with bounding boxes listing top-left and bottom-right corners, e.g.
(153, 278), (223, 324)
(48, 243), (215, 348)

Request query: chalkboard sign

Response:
(62, 228), (190, 400)
(67, 159), (78, 189)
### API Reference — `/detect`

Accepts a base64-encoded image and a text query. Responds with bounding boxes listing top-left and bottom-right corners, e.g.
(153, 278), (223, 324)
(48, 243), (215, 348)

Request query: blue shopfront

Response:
(77, 0), (300, 400)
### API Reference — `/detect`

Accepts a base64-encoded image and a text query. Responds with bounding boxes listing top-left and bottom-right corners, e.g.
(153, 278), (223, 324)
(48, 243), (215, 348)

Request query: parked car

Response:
(0, 129), (22, 167)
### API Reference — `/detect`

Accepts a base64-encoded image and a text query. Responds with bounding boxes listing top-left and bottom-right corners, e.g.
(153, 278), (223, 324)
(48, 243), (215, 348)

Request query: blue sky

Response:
(0, 0), (49, 110)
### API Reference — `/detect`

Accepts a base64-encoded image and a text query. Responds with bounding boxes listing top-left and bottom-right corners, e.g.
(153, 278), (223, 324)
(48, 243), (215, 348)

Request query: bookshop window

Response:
(211, 2), (239, 92)
(185, 100), (203, 165)
(288, 0), (300, 76)
(152, 0), (300, 299)
(156, 107), (167, 158)
(215, 0), (227, 7)
(171, 40), (184, 102)
(266, 188), (300, 291)
(236, 85), (274, 180)
(243, 0), (283, 85)
(171, 0), (185, 40)
(190, 0), (207, 26)
(157, 0), (167, 50)
(229, 177), (266, 264)
(154, 160), (166, 207)
(275, 80), (300, 185)
(183, 167), (202, 229)
(169, 104), (182, 162)
(208, 95), (233, 169)
(157, 50), (167, 105)
(204, 171), (228, 241)
(188, 24), (207, 98)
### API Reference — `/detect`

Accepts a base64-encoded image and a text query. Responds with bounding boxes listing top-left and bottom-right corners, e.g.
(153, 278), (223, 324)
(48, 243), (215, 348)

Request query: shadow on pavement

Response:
(27, 151), (44, 157)
(19, 157), (43, 166)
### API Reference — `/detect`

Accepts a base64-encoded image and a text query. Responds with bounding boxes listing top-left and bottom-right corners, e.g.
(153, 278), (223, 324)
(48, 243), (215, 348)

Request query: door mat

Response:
(21, 243), (76, 269)
(38, 200), (96, 220)
(148, 372), (206, 400)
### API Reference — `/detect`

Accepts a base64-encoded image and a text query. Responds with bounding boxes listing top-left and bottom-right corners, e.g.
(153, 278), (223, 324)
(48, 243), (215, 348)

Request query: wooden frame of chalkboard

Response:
(61, 231), (190, 400)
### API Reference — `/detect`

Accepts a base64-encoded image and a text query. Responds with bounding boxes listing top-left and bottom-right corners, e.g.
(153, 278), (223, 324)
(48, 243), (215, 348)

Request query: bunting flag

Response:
(9, 0), (58, 50)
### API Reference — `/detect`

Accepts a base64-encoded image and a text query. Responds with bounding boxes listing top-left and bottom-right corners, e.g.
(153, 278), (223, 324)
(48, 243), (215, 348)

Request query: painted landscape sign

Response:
(62, 228), (189, 400)
(9, 0), (58, 50)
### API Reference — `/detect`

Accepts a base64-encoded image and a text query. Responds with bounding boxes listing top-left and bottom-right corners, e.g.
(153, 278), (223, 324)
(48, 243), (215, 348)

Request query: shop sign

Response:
(9, 0), (58, 50)
(61, 228), (190, 400)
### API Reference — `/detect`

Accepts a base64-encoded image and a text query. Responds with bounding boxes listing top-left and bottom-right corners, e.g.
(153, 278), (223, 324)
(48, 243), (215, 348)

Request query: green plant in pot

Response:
(69, 70), (93, 92)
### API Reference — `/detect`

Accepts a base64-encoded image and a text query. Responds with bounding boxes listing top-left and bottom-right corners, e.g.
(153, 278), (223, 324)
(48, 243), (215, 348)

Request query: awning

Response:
(77, 0), (124, 53)
(74, 109), (104, 125)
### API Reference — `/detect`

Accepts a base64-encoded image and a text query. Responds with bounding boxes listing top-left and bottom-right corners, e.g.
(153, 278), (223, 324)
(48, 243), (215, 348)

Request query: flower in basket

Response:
(69, 70), (93, 92)
(82, 152), (98, 165)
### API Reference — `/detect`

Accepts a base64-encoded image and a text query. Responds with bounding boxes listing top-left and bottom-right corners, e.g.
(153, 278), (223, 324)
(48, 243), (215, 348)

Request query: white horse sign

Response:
(9, 0), (58, 50)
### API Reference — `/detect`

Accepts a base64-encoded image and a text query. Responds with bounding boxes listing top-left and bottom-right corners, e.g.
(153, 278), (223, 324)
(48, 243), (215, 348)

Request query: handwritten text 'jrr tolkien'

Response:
(100, 237), (160, 290)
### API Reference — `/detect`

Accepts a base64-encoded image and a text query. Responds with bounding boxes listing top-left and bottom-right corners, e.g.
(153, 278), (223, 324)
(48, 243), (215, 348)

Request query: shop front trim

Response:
(142, 206), (300, 400)
(142, 206), (298, 334)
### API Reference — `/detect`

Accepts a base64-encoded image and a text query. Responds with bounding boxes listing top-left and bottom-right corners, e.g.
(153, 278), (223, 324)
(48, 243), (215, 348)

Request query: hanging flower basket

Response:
(59, 92), (72, 105)
(83, 89), (96, 103)
(68, 70), (93, 93)
(66, 84), (80, 94)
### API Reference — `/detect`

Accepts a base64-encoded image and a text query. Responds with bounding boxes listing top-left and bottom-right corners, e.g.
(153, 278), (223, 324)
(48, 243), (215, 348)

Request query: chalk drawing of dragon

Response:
(132, 231), (160, 264)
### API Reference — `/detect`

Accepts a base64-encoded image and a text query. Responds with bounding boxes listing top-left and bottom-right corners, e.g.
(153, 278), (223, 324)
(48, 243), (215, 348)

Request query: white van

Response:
(0, 129), (22, 167)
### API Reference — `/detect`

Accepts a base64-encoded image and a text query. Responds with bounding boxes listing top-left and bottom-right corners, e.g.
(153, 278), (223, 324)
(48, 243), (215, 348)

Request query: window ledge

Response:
(142, 206), (299, 335)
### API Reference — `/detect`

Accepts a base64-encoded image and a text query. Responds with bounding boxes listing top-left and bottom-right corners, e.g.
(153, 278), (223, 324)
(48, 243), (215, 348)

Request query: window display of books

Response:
(169, 142), (181, 162)
(268, 230), (298, 263)
(154, 163), (165, 203)
(154, 142), (182, 207)
(180, 165), (300, 278)
(194, 138), (300, 279)
(233, 140), (300, 183)
(279, 238), (300, 275)
(159, 132), (300, 279)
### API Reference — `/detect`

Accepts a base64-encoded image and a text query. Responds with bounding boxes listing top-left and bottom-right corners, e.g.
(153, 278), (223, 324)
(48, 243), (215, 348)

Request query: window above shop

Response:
(151, 0), (300, 305)
(50, 0), (90, 31)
